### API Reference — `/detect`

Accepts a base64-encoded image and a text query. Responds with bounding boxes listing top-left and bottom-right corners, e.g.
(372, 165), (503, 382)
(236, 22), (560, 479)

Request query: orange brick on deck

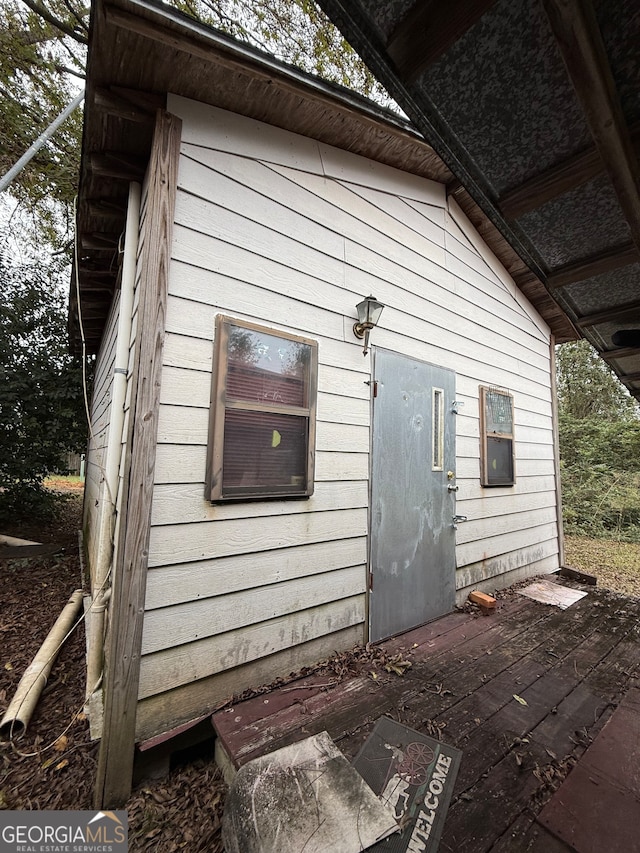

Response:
(468, 591), (497, 613)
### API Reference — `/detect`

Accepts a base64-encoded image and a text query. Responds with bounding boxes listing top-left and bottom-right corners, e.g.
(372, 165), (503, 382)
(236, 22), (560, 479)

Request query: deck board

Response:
(211, 583), (640, 852)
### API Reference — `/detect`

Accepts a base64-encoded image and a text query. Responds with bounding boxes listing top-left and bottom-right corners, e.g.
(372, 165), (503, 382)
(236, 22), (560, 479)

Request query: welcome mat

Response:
(352, 717), (462, 852)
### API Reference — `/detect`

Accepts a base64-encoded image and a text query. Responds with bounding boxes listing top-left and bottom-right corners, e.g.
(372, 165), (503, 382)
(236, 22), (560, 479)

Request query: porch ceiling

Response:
(314, 0), (640, 400)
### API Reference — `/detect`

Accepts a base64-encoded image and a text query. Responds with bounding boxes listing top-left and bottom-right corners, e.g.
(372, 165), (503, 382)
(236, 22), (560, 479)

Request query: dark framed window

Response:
(480, 386), (515, 487)
(207, 316), (318, 501)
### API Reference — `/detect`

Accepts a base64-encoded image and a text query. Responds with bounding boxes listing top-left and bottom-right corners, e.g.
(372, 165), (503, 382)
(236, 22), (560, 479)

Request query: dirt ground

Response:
(0, 491), (226, 851)
(1, 492), (638, 851)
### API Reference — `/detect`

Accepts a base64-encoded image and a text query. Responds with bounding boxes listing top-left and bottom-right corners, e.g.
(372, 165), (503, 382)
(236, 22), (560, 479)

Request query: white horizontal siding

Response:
(150, 480), (368, 526)
(135, 624), (363, 741)
(153, 444), (367, 485)
(456, 520), (558, 569)
(141, 564), (365, 654)
(137, 96), (559, 734)
(83, 294), (119, 579)
(147, 507), (367, 567)
(145, 536), (366, 609)
(456, 539), (559, 596)
(138, 595), (364, 700)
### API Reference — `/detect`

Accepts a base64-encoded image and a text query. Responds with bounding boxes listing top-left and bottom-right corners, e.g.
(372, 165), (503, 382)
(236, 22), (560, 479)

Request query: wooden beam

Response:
(111, 86), (166, 114)
(576, 302), (640, 329)
(602, 346), (640, 362)
(500, 121), (640, 219)
(500, 146), (602, 219)
(387, 0), (498, 83)
(79, 278), (115, 291)
(620, 371), (640, 383)
(81, 233), (119, 250)
(93, 87), (156, 123)
(78, 265), (117, 277)
(542, 0), (640, 254)
(94, 110), (182, 809)
(546, 243), (639, 290)
(89, 152), (146, 181)
(87, 199), (128, 218)
(387, 0), (495, 83)
(75, 319), (107, 329)
(549, 336), (565, 566)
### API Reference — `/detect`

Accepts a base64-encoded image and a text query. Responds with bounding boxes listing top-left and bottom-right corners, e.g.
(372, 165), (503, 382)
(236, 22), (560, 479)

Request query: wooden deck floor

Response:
(212, 580), (640, 852)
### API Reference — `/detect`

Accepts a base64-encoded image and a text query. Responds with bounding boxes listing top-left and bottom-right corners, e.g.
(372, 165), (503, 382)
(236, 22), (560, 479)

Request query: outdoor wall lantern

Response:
(353, 295), (384, 356)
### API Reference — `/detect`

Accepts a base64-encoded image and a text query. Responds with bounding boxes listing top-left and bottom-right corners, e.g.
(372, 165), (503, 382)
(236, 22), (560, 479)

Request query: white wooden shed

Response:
(72, 0), (589, 807)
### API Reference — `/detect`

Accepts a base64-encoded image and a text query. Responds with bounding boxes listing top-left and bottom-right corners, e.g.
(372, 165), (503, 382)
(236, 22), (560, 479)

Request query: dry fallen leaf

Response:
(383, 654), (412, 676)
(513, 694), (528, 706)
(55, 759), (69, 771)
(53, 735), (68, 752)
(4, 662), (13, 671)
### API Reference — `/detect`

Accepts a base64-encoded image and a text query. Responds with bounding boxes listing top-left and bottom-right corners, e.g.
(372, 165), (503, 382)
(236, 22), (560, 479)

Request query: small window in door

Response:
(480, 386), (515, 486)
(432, 387), (444, 471)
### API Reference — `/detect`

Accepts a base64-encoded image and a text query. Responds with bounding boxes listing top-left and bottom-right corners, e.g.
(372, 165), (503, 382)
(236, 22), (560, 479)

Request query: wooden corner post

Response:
(94, 109), (182, 808)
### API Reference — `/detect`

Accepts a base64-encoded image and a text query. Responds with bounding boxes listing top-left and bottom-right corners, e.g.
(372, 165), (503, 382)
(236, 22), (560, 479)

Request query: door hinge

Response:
(368, 572), (374, 591)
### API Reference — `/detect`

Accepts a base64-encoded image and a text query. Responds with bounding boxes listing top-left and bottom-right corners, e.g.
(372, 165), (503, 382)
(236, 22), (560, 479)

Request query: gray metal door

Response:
(370, 349), (457, 642)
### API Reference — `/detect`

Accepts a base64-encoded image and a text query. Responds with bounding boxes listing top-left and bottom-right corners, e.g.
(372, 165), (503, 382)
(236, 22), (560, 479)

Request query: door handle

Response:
(452, 515), (468, 529)
(448, 483), (459, 491)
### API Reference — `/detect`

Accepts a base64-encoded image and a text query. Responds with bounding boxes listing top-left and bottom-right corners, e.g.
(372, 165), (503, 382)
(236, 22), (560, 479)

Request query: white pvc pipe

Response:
(0, 590), (83, 740)
(0, 535), (41, 547)
(86, 181), (141, 699)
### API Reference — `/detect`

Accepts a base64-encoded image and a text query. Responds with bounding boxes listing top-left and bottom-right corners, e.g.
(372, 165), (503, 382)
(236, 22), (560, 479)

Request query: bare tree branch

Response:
(54, 62), (85, 79)
(19, 0), (88, 44)
(60, 0), (89, 34)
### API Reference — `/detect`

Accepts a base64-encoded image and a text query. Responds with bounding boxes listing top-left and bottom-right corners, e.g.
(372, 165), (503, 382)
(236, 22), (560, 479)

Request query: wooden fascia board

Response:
(102, 2), (421, 140)
(94, 109), (182, 809)
(576, 302), (640, 329)
(546, 243), (639, 290)
(542, 0), (640, 254)
(499, 121), (640, 220)
(386, 0), (498, 83)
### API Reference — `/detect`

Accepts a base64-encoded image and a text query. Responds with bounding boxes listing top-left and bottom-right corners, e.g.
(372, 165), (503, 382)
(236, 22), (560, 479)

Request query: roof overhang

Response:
(75, 0), (582, 360)
(314, 0), (640, 400)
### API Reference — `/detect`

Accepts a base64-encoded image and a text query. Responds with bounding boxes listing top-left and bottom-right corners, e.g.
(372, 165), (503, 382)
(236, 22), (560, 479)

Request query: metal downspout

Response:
(86, 181), (141, 700)
(0, 92), (84, 194)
